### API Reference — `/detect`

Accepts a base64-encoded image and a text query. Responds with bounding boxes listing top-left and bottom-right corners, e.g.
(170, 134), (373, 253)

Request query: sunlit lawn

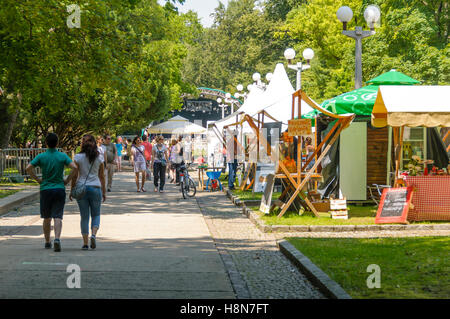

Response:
(0, 189), (21, 199)
(287, 237), (450, 299)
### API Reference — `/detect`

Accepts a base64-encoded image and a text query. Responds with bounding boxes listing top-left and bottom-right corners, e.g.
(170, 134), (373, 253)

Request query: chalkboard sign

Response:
(375, 187), (414, 224)
(260, 174), (275, 214)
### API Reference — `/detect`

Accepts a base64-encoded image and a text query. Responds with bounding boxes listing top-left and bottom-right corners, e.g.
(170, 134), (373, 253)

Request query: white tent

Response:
(372, 85), (450, 128)
(251, 63), (314, 127)
(148, 115), (207, 134)
(212, 85), (266, 132)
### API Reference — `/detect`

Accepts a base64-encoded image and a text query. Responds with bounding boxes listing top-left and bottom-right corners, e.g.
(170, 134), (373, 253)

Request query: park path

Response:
(0, 171), (235, 298)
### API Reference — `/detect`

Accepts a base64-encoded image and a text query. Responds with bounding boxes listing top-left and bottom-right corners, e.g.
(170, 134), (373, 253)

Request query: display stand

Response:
(233, 90), (354, 218)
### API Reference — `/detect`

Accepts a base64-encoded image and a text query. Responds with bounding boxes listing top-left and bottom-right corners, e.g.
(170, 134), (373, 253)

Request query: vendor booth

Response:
(372, 85), (450, 221)
(148, 115), (207, 163)
(304, 70), (422, 201)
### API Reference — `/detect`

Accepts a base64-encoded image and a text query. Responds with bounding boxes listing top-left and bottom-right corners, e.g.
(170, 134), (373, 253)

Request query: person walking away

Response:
(115, 136), (123, 172)
(126, 138), (133, 165)
(141, 135), (153, 181)
(70, 134), (106, 250)
(226, 130), (238, 190)
(174, 136), (185, 186)
(97, 136), (106, 163)
(169, 139), (178, 183)
(151, 136), (169, 193)
(103, 135), (117, 192)
(26, 133), (78, 252)
(131, 136), (147, 192)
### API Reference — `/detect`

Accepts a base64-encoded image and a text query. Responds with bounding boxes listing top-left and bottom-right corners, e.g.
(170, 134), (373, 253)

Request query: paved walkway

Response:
(0, 172), (235, 298)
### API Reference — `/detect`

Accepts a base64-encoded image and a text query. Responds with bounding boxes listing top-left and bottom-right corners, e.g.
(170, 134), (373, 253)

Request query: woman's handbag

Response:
(71, 161), (94, 200)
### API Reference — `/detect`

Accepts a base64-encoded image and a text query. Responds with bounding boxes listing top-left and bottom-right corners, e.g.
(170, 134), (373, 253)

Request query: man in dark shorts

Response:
(26, 133), (77, 252)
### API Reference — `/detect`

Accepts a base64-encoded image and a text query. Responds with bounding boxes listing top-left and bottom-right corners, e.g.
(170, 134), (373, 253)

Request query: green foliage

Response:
(0, 0), (197, 150)
(182, 0), (292, 94)
(183, 0), (449, 105)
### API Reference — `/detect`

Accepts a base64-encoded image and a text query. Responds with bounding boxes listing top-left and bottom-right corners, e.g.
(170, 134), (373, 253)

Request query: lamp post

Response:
(284, 47), (315, 91)
(337, 5), (381, 89)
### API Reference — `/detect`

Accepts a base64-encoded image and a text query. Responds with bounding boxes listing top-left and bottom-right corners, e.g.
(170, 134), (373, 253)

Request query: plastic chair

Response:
(206, 171), (223, 191)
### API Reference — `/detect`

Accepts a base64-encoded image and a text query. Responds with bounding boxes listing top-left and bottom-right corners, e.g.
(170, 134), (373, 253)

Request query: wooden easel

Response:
(238, 90), (355, 218)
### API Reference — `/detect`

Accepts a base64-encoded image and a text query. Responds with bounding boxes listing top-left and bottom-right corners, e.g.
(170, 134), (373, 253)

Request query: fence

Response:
(0, 148), (66, 183)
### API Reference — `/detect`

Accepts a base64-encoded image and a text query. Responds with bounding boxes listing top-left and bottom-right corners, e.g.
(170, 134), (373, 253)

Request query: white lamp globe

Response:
(364, 5), (381, 26)
(236, 84), (244, 92)
(266, 73), (273, 82)
(336, 6), (353, 23)
(284, 48), (296, 60)
(217, 98), (222, 104)
(252, 72), (261, 82)
(225, 92), (231, 99)
(247, 84), (253, 92)
(302, 48), (314, 60)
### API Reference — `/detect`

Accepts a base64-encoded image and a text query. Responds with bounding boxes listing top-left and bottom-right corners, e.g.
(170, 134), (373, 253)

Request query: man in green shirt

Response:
(26, 133), (78, 252)
(103, 134), (117, 192)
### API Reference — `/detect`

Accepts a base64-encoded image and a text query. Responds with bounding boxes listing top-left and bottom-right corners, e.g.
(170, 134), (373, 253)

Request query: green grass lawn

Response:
(0, 189), (21, 199)
(257, 204), (378, 225)
(287, 237), (450, 299)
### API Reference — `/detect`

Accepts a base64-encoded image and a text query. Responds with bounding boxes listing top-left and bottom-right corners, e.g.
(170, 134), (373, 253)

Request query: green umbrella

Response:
(304, 70), (420, 117)
(366, 69), (421, 86)
(319, 84), (380, 116)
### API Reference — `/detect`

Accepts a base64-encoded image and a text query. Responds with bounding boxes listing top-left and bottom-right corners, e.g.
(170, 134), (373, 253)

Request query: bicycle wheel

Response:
(180, 180), (187, 199)
(185, 177), (197, 197)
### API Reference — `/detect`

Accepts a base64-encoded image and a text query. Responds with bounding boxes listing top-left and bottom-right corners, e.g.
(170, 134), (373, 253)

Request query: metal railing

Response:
(0, 148), (66, 183)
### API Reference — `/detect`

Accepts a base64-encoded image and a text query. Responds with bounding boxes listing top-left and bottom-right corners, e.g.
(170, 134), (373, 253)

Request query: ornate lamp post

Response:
(284, 47), (315, 91)
(337, 5), (381, 89)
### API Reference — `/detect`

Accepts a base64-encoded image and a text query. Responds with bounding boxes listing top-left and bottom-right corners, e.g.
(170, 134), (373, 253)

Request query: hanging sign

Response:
(288, 119), (311, 136)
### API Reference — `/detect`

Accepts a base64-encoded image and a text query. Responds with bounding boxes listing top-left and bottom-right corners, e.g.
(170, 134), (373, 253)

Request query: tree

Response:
(0, 0), (196, 150)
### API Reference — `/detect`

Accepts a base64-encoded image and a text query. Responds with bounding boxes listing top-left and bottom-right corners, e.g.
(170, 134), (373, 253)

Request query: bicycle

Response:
(179, 163), (197, 199)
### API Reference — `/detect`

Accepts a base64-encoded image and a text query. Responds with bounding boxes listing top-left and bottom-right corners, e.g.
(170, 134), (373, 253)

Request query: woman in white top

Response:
(131, 136), (147, 192)
(70, 134), (106, 250)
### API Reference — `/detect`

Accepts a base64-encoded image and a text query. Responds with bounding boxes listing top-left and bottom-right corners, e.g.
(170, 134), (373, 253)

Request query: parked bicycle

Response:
(179, 163), (196, 199)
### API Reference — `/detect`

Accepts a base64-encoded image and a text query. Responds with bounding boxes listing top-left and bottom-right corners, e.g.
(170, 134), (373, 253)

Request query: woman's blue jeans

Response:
(76, 186), (102, 235)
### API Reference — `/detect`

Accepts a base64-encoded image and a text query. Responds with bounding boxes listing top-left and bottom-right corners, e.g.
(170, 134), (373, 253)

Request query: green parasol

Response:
(303, 70), (420, 117)
(366, 69), (421, 86)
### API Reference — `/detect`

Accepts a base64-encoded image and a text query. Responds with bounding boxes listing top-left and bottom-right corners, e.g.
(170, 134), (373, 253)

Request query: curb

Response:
(277, 240), (352, 299)
(224, 188), (450, 233)
(0, 188), (39, 216)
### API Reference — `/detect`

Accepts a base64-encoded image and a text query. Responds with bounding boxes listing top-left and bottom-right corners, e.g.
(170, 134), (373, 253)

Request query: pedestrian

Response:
(174, 136), (185, 186)
(26, 133), (78, 252)
(226, 130), (238, 190)
(115, 136), (123, 172)
(169, 139), (178, 183)
(102, 134), (117, 192)
(97, 135), (106, 163)
(141, 135), (153, 181)
(131, 136), (147, 192)
(70, 134), (106, 250)
(151, 135), (169, 193)
(126, 138), (133, 165)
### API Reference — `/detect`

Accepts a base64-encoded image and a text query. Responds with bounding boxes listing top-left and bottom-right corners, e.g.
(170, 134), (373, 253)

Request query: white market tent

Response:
(251, 63), (314, 128)
(211, 85), (266, 133)
(148, 115), (207, 135)
(372, 85), (450, 128)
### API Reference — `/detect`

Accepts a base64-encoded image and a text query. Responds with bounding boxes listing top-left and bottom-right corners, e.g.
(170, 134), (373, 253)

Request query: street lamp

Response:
(337, 4), (381, 89)
(284, 47), (314, 91)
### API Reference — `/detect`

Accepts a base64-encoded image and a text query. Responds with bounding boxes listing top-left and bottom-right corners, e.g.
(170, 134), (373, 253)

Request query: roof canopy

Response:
(253, 63), (314, 123)
(371, 86), (450, 128)
(148, 115), (207, 134)
(367, 69), (421, 86)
